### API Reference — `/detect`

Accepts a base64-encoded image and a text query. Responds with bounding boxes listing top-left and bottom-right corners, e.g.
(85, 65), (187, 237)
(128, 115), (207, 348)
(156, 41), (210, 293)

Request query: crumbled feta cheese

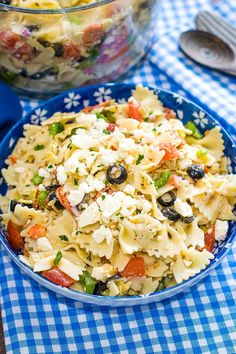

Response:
(86, 175), (105, 192)
(78, 202), (100, 227)
(76, 113), (97, 128)
(71, 134), (97, 149)
(215, 220), (228, 242)
(38, 184), (46, 191)
(58, 258), (85, 280)
(99, 148), (118, 166)
(95, 120), (108, 131)
(15, 167), (25, 173)
(57, 165), (67, 185)
(93, 225), (113, 246)
(67, 190), (85, 207)
(123, 184), (135, 196)
(38, 168), (50, 178)
(97, 193), (122, 219)
(174, 198), (192, 217)
(91, 264), (115, 281)
(37, 237), (53, 251)
(64, 152), (79, 173)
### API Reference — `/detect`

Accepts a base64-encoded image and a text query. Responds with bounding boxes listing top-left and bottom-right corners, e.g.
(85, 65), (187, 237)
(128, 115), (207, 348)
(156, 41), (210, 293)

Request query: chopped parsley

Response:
(136, 154), (144, 165)
(152, 128), (157, 132)
(102, 195), (106, 201)
(48, 164), (53, 169)
(59, 235), (68, 241)
(103, 129), (110, 135)
(34, 144), (44, 151)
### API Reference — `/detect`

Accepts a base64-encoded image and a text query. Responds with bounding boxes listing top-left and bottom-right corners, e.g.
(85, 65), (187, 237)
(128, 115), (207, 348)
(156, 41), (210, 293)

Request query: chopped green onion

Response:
(196, 148), (208, 158)
(37, 191), (48, 206)
(34, 144), (45, 151)
(54, 251), (62, 266)
(59, 235), (68, 241)
(120, 216), (124, 220)
(154, 172), (171, 189)
(49, 122), (64, 137)
(47, 164), (54, 169)
(79, 271), (97, 294)
(136, 154), (144, 165)
(102, 195), (106, 201)
(144, 118), (149, 122)
(103, 129), (110, 135)
(96, 112), (115, 124)
(31, 173), (44, 186)
(152, 128), (157, 132)
(185, 121), (203, 139)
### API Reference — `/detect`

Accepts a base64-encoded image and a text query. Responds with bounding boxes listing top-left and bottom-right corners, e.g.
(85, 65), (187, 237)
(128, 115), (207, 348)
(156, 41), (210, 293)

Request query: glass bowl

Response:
(0, 83), (235, 306)
(0, 0), (159, 98)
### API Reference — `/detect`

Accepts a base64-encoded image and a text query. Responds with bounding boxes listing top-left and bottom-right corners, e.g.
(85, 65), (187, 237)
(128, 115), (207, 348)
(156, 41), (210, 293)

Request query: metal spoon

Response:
(179, 30), (236, 76)
(0, 81), (22, 140)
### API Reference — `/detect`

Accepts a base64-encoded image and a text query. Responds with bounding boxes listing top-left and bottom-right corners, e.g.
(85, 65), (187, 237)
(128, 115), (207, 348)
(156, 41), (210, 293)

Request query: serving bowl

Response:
(0, 0), (159, 98)
(0, 83), (235, 306)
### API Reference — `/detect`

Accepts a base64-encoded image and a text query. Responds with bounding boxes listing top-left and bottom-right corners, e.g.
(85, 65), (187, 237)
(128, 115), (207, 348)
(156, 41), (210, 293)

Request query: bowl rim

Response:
(0, 0), (116, 14)
(0, 82), (235, 306)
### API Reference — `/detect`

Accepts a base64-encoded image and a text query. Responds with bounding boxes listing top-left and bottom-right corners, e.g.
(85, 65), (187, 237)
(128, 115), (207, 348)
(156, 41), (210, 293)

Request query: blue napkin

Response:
(0, 81), (22, 140)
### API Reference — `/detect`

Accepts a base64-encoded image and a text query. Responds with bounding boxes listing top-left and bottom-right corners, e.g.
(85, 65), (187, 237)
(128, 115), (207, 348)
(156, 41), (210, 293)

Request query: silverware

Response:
(179, 12), (236, 76)
(195, 11), (236, 50)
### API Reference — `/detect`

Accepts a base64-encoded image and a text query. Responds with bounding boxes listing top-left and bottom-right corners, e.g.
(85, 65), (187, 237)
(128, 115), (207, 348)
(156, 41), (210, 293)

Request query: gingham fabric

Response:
(1, 1), (236, 353)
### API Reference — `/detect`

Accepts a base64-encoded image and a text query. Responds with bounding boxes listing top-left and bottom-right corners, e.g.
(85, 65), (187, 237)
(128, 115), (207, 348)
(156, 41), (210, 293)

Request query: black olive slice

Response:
(93, 281), (108, 295)
(161, 207), (180, 222)
(158, 191), (176, 207)
(106, 164), (127, 184)
(181, 215), (195, 224)
(48, 192), (64, 210)
(187, 164), (205, 180)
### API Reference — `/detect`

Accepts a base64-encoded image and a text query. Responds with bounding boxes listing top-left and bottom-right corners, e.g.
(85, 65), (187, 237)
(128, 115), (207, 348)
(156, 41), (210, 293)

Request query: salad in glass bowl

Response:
(0, 0), (159, 98)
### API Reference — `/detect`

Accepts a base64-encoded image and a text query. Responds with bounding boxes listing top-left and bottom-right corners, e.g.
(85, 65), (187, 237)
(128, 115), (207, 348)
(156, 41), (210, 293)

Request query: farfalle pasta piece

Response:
(131, 85), (164, 119)
(146, 224), (187, 258)
(172, 247), (214, 283)
(76, 232), (114, 260)
(186, 127), (224, 161)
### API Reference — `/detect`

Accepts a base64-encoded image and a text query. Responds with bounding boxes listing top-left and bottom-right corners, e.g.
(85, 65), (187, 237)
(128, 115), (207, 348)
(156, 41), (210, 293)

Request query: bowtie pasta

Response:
(1, 85), (236, 296)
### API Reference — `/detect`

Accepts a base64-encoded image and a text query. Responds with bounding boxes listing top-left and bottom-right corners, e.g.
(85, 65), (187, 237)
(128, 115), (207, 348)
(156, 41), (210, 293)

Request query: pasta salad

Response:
(1, 85), (235, 296)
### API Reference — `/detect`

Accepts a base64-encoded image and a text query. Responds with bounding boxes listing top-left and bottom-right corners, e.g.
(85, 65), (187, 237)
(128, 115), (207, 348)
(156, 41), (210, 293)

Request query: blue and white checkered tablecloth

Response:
(1, 1), (236, 353)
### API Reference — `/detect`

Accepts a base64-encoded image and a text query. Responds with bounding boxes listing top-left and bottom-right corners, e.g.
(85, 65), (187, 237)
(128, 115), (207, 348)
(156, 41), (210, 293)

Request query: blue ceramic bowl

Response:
(0, 83), (235, 306)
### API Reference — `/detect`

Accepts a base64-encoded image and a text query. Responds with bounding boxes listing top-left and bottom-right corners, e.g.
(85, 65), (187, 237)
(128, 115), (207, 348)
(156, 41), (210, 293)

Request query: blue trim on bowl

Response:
(0, 83), (235, 306)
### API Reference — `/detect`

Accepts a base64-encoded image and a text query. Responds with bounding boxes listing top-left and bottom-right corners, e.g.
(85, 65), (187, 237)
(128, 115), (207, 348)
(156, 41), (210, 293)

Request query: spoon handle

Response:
(195, 11), (236, 51)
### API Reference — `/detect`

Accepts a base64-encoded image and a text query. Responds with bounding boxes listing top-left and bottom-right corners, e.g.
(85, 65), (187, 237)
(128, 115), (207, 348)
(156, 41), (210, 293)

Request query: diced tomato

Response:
(7, 220), (24, 250)
(63, 41), (81, 61)
(159, 143), (180, 161)
(168, 174), (181, 189)
(82, 24), (104, 48)
(128, 99), (143, 121)
(121, 257), (145, 278)
(42, 267), (75, 287)
(0, 30), (21, 50)
(8, 155), (17, 164)
(28, 223), (46, 240)
(204, 225), (215, 252)
(107, 124), (116, 133)
(82, 100), (112, 113)
(164, 107), (176, 120)
(13, 42), (35, 61)
(56, 186), (72, 214)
